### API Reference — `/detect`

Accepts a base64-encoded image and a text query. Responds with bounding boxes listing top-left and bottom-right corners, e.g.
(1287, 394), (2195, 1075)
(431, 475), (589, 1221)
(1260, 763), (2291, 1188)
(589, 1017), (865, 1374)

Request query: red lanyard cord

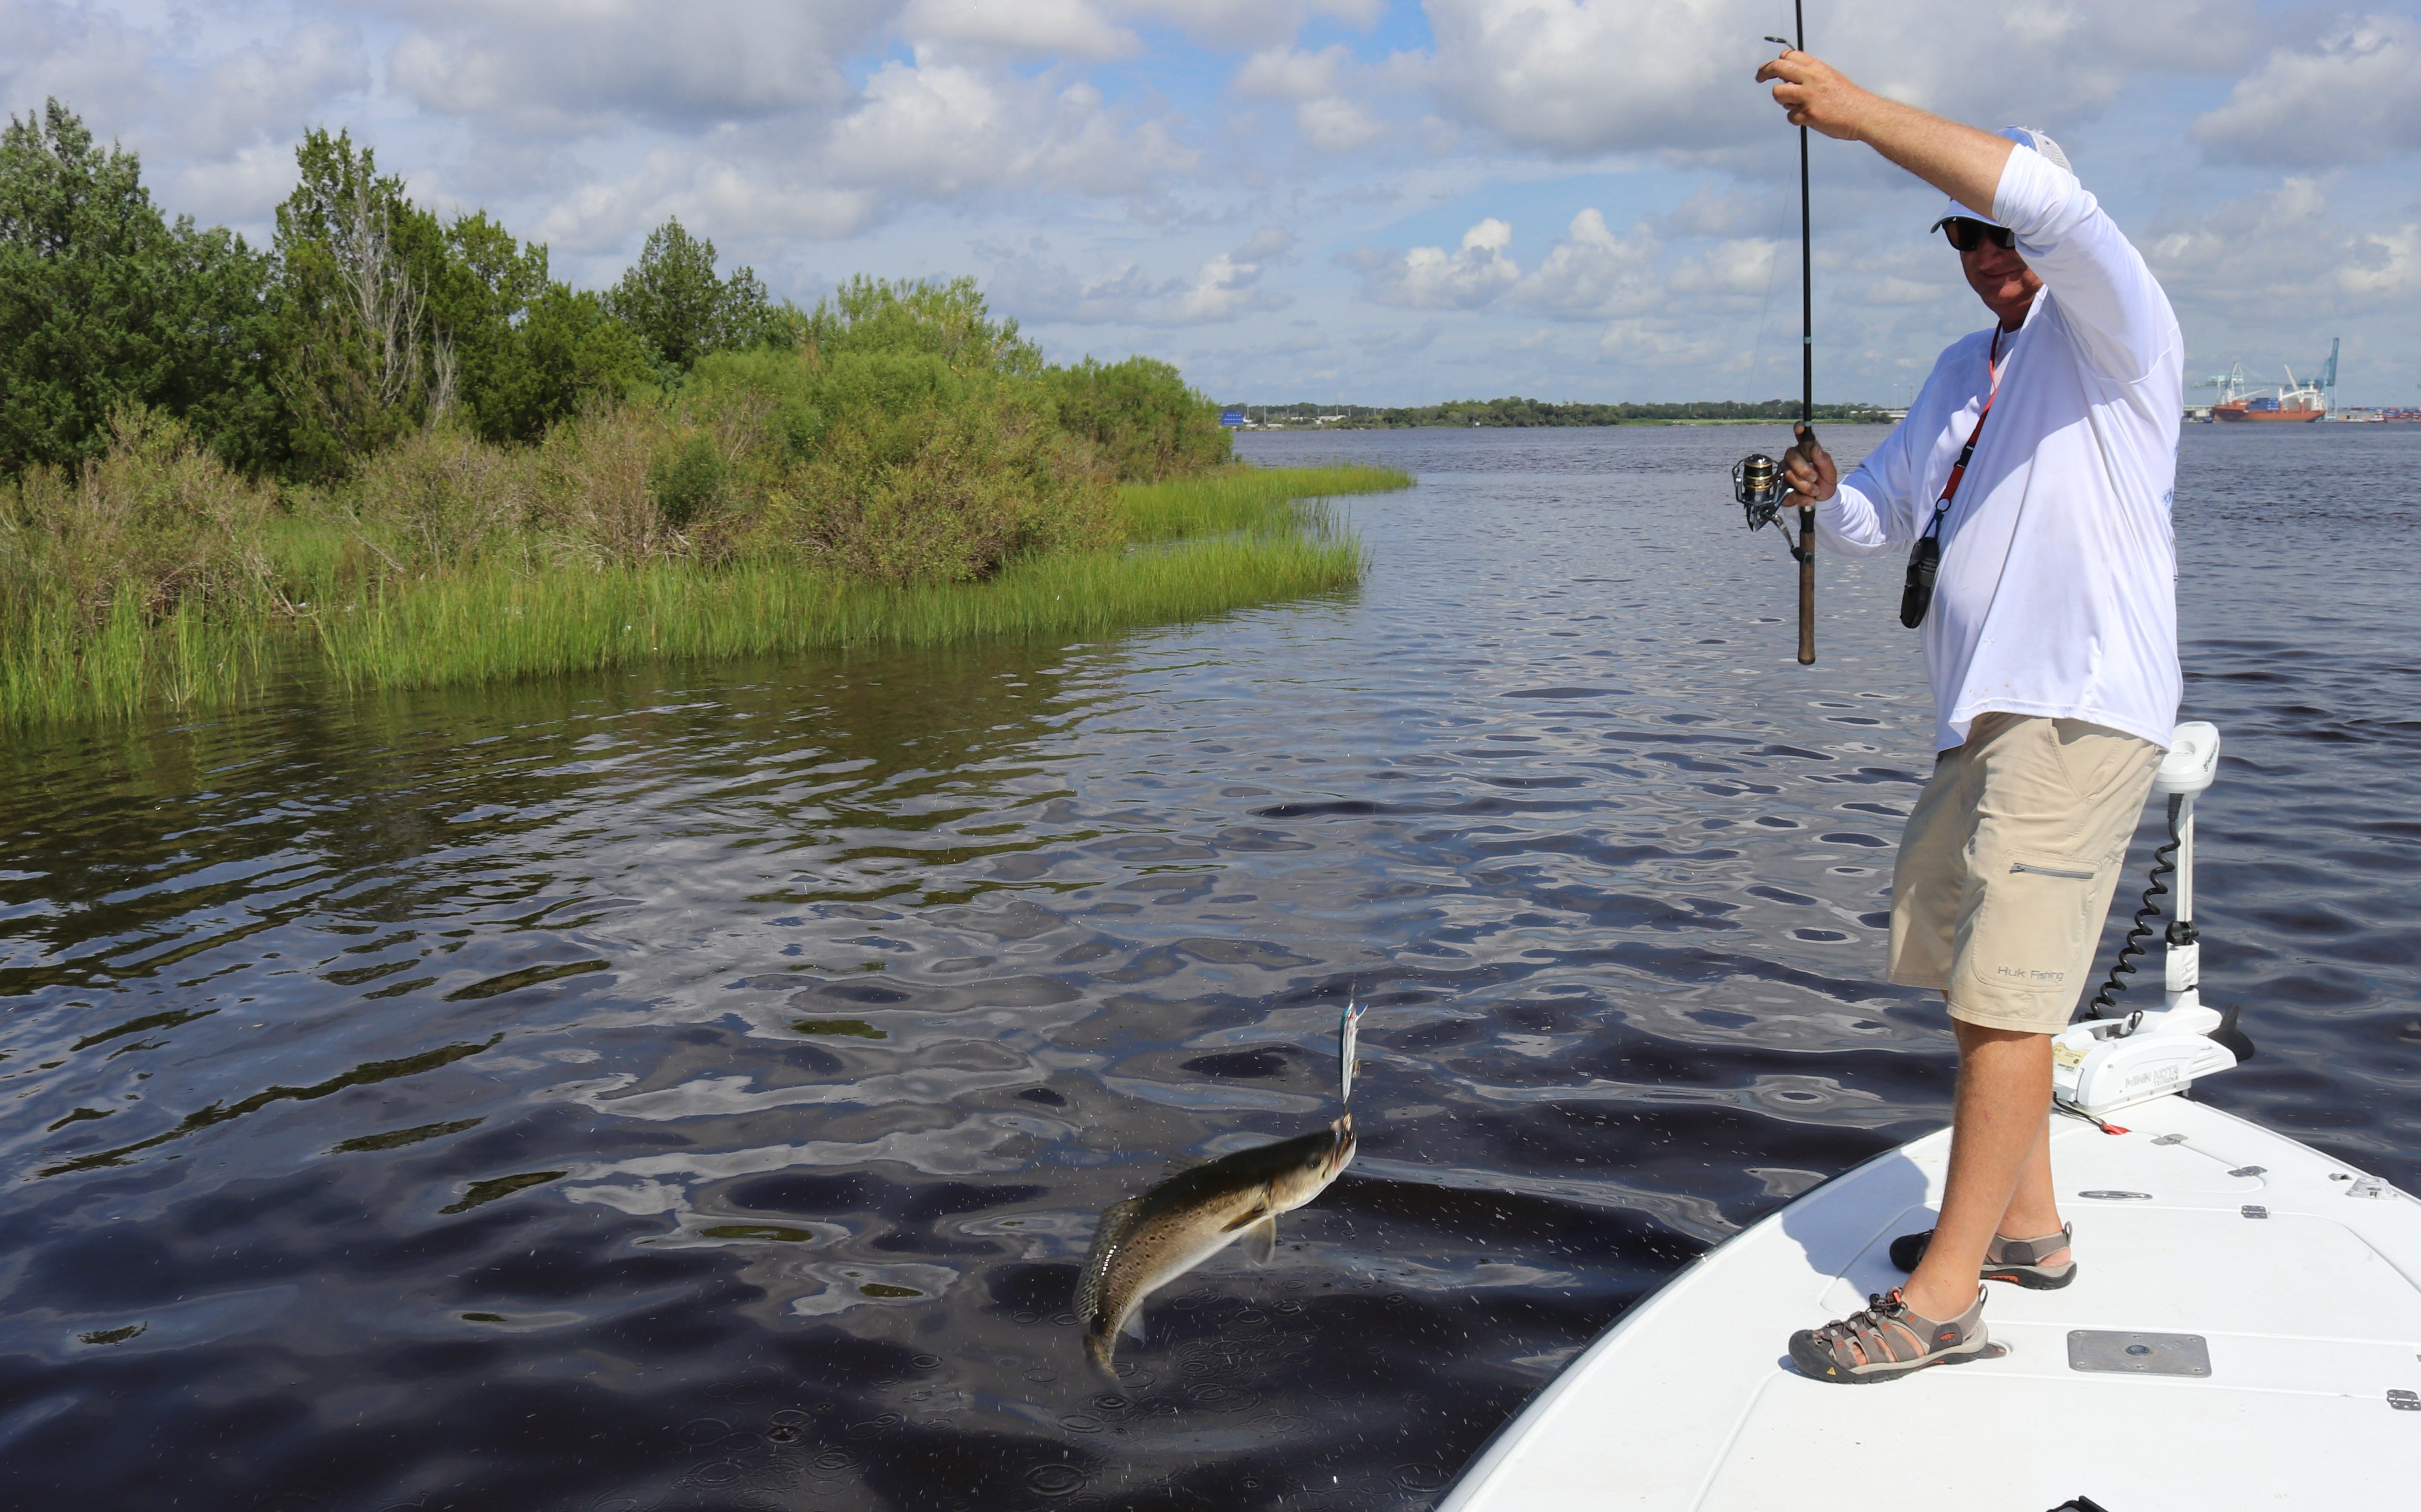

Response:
(1923, 327), (2005, 538)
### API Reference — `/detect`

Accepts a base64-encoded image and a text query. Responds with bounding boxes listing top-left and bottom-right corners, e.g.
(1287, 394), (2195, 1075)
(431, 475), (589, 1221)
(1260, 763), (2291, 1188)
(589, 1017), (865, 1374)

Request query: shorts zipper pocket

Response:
(2009, 860), (2095, 880)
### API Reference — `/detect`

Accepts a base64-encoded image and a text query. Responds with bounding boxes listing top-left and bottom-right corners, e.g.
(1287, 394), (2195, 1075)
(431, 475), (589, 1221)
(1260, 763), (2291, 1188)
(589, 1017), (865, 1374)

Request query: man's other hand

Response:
(1782, 423), (1836, 508)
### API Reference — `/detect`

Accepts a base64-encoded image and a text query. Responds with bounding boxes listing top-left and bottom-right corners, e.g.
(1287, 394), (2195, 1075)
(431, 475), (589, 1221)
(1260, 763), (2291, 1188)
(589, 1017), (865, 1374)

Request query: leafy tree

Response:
(0, 100), (276, 474)
(271, 128), (456, 476)
(802, 275), (1040, 376)
(1043, 356), (1230, 480)
(476, 284), (650, 444)
(431, 210), (547, 437)
(606, 217), (780, 372)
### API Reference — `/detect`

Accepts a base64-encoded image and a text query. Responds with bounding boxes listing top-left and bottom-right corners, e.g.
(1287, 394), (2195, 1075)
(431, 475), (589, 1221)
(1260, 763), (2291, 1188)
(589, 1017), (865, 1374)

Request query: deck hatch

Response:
(2067, 1330), (2211, 1377)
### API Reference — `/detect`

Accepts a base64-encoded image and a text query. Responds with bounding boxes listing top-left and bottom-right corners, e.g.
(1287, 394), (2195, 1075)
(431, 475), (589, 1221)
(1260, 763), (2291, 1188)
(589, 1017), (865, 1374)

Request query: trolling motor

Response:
(1728, 18), (1819, 667)
(2053, 722), (2257, 1122)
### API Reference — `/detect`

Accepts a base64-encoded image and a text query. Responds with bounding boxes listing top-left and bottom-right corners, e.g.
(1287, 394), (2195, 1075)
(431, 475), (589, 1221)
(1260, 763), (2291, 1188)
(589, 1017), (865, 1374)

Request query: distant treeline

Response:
(0, 98), (1231, 485)
(1227, 398), (1893, 428)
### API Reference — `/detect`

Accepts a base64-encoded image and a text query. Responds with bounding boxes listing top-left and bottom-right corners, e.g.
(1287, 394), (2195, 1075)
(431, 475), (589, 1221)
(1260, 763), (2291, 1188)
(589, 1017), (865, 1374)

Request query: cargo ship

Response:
(2214, 363), (2325, 422)
(2206, 344), (2333, 423)
(2214, 385), (2326, 423)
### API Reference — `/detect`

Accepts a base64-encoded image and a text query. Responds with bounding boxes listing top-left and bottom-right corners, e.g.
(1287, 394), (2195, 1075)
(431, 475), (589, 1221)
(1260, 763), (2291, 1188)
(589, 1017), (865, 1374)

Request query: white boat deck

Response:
(1439, 1092), (2421, 1510)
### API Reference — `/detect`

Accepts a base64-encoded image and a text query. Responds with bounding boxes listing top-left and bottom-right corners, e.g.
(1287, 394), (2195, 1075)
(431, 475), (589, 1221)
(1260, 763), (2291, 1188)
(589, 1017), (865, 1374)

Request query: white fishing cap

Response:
(1931, 126), (2071, 232)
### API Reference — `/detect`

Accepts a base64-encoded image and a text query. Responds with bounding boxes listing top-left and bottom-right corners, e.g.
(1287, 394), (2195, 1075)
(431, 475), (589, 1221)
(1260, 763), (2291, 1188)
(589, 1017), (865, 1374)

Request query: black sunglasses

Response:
(1939, 217), (2016, 253)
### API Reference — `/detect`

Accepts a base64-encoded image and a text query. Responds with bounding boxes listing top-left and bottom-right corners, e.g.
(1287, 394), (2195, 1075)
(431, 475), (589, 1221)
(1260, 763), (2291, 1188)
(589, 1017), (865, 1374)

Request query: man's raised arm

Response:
(1757, 50), (2177, 387)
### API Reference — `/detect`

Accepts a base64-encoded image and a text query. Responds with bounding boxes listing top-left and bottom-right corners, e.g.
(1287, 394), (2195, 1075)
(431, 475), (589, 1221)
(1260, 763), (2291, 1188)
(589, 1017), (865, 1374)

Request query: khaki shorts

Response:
(1889, 712), (2163, 1035)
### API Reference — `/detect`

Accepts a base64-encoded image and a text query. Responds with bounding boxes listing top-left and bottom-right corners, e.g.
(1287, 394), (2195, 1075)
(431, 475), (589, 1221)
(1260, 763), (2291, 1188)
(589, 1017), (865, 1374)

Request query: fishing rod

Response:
(1729, 6), (1818, 665)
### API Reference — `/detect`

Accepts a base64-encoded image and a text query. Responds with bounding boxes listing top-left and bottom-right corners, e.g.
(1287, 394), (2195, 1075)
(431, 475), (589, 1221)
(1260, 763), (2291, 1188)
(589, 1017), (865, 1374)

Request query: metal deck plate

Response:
(2067, 1330), (2211, 1377)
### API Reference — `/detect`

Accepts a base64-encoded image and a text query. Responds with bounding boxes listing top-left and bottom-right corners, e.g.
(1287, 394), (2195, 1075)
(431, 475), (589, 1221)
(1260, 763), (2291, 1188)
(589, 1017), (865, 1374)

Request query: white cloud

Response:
(978, 242), (1163, 324)
(0, 2), (156, 127)
(982, 228), (1296, 327)
(2337, 225), (2421, 301)
(183, 25), (367, 159)
(830, 66), (1192, 199)
(1354, 217), (1520, 308)
(530, 60), (1198, 248)
(1515, 209), (1657, 317)
(900, 0), (1141, 60)
(1422, 0), (2262, 158)
(1597, 317), (1733, 369)
(1112, 0), (1383, 49)
(1235, 44), (1347, 99)
(2194, 15), (2421, 166)
(1669, 236), (1775, 300)
(384, 0), (887, 132)
(1295, 95), (1386, 152)
(2151, 175), (2421, 319)
(1171, 249), (1287, 322)
(2149, 174), (2334, 300)
(1235, 44), (1389, 151)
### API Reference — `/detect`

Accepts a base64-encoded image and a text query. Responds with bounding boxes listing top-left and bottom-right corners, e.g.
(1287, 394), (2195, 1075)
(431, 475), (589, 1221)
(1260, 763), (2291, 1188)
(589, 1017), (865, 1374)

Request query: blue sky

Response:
(7, 1), (2418, 405)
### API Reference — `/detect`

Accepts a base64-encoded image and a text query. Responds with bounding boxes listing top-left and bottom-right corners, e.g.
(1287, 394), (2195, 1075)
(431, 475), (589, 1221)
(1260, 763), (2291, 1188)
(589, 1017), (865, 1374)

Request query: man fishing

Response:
(1754, 49), (2184, 1382)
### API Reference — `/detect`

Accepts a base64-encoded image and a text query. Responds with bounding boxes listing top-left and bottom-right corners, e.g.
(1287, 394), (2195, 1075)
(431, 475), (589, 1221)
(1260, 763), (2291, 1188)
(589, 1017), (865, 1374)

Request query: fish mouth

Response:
(1323, 1114), (1358, 1179)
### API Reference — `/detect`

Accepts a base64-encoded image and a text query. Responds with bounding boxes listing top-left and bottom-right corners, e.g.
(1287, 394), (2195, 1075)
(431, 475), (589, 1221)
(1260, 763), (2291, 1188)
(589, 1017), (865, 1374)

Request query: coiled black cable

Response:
(2082, 792), (2184, 1020)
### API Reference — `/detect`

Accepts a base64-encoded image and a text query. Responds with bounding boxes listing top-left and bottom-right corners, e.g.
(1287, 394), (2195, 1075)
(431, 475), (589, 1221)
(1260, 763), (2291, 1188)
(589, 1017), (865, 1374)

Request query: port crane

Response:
(2192, 360), (2250, 405)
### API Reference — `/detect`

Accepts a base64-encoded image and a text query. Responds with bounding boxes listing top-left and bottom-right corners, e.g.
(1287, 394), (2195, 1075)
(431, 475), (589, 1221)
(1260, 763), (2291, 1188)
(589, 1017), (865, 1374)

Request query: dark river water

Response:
(4, 423), (2417, 1511)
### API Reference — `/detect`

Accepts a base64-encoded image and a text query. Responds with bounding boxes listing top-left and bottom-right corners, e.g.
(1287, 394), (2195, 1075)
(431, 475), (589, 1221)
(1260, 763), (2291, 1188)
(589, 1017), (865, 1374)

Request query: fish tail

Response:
(1083, 1327), (1118, 1375)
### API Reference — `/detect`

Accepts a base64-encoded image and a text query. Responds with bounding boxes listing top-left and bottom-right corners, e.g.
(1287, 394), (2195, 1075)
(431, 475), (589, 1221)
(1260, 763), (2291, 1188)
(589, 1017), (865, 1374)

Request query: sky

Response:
(5, 1), (2419, 407)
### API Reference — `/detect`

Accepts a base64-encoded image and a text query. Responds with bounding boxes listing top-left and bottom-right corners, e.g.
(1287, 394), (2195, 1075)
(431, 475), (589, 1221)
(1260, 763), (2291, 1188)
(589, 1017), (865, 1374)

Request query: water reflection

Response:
(1078, 1116), (1358, 1371)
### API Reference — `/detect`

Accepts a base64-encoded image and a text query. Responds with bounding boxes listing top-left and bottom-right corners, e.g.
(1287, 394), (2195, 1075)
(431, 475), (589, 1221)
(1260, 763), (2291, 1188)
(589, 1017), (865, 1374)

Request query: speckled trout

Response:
(1076, 1117), (1357, 1371)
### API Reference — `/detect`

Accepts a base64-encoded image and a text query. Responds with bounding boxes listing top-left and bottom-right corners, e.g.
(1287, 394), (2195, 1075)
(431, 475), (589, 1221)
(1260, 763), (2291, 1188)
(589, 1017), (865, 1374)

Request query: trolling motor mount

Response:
(2054, 722), (2251, 1120)
(1731, 452), (1788, 531)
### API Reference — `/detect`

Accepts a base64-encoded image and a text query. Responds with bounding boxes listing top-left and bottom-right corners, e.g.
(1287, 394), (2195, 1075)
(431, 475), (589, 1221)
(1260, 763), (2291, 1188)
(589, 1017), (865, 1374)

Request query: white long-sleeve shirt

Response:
(1818, 145), (2183, 752)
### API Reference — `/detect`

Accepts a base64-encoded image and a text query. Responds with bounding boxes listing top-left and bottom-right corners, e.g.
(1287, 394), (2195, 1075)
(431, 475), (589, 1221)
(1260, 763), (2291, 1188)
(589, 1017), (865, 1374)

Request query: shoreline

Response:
(3, 465), (1408, 727)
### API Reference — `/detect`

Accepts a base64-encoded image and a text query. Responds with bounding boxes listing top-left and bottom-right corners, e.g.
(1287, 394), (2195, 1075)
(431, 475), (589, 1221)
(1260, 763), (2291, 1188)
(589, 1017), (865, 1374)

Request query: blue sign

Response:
(1219, 410), (1245, 427)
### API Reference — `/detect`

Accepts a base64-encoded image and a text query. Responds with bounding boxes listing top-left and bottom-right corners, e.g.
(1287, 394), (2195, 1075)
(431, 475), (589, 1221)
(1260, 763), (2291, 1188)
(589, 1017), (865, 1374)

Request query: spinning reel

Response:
(1730, 451), (1789, 532)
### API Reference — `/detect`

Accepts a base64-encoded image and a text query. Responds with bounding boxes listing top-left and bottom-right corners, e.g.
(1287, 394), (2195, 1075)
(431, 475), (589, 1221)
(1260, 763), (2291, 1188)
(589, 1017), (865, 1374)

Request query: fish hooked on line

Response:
(1075, 1116), (1358, 1373)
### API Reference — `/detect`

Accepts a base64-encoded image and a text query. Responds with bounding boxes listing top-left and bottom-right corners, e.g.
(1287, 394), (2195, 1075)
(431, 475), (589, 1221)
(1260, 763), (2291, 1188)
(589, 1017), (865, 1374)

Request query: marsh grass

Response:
(1122, 464), (1408, 542)
(5, 462), (1402, 722)
(313, 527), (1363, 690)
(0, 591), (277, 726)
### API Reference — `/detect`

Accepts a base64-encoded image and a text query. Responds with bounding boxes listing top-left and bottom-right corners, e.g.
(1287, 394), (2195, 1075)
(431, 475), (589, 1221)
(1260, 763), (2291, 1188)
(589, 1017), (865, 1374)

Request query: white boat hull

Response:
(1438, 1092), (2421, 1510)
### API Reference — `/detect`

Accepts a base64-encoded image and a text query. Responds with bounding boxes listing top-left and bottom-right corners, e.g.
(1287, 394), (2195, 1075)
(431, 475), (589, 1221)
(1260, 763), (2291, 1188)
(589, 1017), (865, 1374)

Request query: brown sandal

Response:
(1788, 1286), (1994, 1384)
(1889, 1222), (2076, 1289)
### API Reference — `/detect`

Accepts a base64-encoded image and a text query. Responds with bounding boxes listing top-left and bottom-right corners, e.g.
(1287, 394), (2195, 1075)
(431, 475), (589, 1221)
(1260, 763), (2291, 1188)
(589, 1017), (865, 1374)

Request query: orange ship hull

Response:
(2213, 401), (2324, 423)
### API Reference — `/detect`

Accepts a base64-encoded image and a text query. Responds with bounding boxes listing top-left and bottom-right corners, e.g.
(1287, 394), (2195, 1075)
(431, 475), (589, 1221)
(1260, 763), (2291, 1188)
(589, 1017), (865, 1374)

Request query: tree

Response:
(1043, 356), (1230, 480)
(803, 275), (1040, 376)
(606, 217), (780, 372)
(0, 99), (275, 474)
(476, 284), (650, 443)
(271, 128), (457, 476)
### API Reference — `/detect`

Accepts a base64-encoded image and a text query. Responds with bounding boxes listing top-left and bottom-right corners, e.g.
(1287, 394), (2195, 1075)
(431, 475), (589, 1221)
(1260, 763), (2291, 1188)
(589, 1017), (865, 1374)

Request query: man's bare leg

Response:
(1900, 1018), (2058, 1319)
(2000, 1112), (2069, 1263)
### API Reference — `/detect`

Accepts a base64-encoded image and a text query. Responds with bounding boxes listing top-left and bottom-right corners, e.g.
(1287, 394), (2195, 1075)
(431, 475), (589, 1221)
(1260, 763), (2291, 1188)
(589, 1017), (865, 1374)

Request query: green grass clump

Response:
(312, 528), (1363, 691)
(1122, 464), (1410, 543)
(4, 446), (1400, 723)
